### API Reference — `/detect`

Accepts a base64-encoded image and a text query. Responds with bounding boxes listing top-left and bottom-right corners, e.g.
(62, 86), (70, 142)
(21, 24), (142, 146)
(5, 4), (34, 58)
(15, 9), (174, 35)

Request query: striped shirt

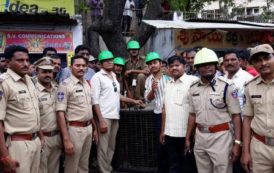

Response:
(144, 74), (170, 114)
(164, 74), (198, 137)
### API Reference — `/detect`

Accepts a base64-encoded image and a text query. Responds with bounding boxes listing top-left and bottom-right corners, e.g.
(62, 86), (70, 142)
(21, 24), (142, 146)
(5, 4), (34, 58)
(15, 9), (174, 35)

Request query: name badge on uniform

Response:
(40, 97), (48, 102)
(192, 93), (199, 97)
(132, 79), (137, 87)
(251, 95), (261, 98)
(76, 90), (83, 93)
(18, 90), (26, 94)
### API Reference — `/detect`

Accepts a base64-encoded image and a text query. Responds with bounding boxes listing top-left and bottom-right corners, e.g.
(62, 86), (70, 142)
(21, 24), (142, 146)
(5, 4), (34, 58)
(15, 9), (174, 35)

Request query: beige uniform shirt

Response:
(189, 76), (241, 126)
(56, 74), (93, 121)
(243, 76), (274, 137)
(36, 82), (58, 132)
(0, 69), (40, 134)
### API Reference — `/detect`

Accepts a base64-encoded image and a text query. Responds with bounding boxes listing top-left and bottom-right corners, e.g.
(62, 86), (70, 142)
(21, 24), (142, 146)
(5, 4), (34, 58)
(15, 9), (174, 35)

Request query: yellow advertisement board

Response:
(0, 0), (75, 16)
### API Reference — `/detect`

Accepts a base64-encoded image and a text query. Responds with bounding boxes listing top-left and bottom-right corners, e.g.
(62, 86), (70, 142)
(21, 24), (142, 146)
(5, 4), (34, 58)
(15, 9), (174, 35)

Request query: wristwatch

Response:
(234, 139), (242, 146)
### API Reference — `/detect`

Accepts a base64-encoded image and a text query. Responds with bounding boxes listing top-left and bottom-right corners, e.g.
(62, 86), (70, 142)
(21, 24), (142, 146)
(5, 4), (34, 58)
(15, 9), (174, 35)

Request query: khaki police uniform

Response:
(125, 56), (148, 99)
(243, 76), (274, 173)
(34, 57), (62, 173)
(0, 68), (41, 173)
(56, 74), (93, 173)
(189, 76), (241, 173)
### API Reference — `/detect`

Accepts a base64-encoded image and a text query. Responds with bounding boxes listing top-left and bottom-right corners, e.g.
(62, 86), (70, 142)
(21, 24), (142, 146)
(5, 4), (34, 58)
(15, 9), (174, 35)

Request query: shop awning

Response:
(142, 19), (274, 30)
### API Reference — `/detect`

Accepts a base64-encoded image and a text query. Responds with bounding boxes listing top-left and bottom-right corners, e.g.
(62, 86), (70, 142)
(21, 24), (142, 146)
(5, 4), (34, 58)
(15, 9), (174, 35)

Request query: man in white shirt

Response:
(160, 55), (198, 173)
(91, 50), (142, 173)
(223, 49), (253, 112)
(122, 0), (135, 33)
(223, 49), (253, 173)
(144, 52), (170, 173)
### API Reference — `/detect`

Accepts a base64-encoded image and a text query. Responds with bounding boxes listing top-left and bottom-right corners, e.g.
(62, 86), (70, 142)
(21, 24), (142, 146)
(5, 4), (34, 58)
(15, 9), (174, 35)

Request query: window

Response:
(253, 8), (259, 14)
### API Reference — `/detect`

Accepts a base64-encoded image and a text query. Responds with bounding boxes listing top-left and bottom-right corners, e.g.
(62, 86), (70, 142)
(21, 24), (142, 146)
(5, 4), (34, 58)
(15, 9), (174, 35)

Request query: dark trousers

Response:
(233, 159), (245, 173)
(165, 136), (185, 173)
(155, 113), (169, 173)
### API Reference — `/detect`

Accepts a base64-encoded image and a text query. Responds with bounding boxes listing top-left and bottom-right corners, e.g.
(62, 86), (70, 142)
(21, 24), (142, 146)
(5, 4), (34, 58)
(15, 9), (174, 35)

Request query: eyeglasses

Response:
(112, 81), (117, 92)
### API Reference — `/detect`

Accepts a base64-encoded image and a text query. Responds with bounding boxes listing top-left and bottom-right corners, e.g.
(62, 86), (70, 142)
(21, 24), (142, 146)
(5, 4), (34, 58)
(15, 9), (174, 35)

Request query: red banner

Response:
(0, 31), (73, 53)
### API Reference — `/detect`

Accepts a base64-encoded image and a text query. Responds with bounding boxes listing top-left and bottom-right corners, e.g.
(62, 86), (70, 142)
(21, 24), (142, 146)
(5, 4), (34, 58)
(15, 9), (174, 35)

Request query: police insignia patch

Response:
(231, 91), (238, 99)
(57, 92), (65, 102)
(0, 90), (3, 101)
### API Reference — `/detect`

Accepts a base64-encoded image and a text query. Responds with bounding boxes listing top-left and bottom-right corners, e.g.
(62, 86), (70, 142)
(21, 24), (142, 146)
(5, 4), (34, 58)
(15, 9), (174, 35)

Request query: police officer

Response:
(185, 48), (242, 173)
(0, 45), (41, 173)
(241, 44), (274, 173)
(56, 55), (97, 173)
(34, 57), (62, 173)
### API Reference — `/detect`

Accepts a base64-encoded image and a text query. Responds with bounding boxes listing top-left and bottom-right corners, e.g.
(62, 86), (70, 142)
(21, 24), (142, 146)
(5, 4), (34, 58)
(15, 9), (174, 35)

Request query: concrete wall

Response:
(145, 29), (175, 61)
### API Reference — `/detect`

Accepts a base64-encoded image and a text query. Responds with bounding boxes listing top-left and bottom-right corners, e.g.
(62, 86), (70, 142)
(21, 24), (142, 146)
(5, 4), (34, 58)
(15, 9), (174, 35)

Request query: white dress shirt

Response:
(225, 68), (253, 111)
(164, 74), (198, 137)
(91, 69), (120, 119)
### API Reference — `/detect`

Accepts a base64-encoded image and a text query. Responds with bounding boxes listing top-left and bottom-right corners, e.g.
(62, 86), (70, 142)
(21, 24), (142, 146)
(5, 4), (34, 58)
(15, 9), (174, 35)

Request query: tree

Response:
(86, 0), (219, 58)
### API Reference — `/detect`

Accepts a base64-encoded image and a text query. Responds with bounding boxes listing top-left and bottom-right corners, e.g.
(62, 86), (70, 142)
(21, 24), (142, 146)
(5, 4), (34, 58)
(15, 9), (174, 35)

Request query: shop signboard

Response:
(0, 31), (74, 53)
(0, 0), (75, 16)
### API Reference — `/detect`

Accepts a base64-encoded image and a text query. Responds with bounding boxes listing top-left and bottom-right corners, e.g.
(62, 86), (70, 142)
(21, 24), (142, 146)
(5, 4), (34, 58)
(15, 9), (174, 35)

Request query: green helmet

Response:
(113, 57), (125, 66)
(98, 50), (114, 62)
(145, 52), (162, 63)
(127, 40), (140, 49)
(193, 48), (218, 67)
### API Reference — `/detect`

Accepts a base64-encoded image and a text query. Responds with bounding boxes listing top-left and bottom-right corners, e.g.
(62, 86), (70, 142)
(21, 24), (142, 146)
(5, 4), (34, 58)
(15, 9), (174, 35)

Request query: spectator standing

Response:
(239, 49), (259, 77)
(122, 0), (135, 34)
(160, 55), (198, 173)
(59, 45), (95, 82)
(91, 50), (142, 173)
(144, 52), (170, 173)
(223, 49), (253, 112)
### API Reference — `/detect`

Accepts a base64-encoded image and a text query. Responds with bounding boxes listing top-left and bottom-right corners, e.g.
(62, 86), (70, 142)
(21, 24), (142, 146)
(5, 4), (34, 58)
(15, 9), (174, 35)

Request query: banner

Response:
(175, 29), (274, 49)
(0, 0), (75, 16)
(0, 31), (74, 53)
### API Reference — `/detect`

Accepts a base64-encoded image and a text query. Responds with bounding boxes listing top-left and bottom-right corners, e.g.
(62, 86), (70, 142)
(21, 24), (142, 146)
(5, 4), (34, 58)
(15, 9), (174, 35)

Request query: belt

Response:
(253, 131), (274, 146)
(10, 132), (38, 141)
(197, 122), (230, 133)
(42, 130), (60, 137)
(68, 120), (92, 127)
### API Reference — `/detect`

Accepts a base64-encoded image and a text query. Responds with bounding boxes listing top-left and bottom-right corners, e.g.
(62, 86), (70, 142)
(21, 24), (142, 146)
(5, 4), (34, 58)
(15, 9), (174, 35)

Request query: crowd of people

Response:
(0, 40), (273, 173)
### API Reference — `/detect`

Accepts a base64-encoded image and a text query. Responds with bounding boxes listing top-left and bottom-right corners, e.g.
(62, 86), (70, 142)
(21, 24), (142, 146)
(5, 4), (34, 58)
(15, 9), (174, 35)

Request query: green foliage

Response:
(168, 0), (214, 11)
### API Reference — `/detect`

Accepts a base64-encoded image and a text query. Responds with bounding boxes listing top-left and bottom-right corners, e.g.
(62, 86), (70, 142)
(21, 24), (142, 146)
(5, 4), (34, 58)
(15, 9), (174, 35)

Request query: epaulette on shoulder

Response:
(61, 78), (70, 86)
(244, 75), (259, 87)
(0, 73), (9, 83)
(190, 80), (199, 88)
(218, 76), (233, 85)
